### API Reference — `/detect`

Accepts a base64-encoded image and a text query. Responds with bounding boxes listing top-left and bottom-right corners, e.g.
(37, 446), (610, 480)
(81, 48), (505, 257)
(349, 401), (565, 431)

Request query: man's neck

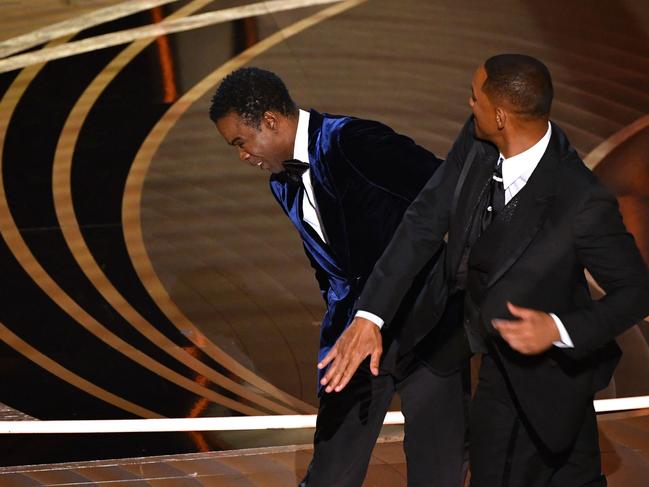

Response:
(498, 118), (549, 159)
(283, 115), (300, 161)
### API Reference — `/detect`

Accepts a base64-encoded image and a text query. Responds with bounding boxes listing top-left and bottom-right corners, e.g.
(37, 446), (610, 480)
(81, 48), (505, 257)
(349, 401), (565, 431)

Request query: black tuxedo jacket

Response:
(358, 116), (649, 452)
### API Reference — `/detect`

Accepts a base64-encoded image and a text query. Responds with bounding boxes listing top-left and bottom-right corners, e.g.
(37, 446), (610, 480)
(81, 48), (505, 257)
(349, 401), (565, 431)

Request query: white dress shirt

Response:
(294, 109), (328, 243)
(357, 123), (574, 349)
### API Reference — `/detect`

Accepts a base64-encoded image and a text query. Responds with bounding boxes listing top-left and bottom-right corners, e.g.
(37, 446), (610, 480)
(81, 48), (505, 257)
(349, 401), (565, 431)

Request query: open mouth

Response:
(249, 159), (265, 170)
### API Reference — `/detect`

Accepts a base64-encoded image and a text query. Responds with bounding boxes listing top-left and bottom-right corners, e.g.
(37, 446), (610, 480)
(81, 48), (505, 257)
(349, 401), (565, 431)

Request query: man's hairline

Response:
(213, 106), (299, 126)
(481, 73), (550, 121)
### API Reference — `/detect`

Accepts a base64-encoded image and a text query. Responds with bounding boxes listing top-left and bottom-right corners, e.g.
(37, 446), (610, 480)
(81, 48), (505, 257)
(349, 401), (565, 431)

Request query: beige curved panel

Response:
(123, 0), (368, 413)
(0, 33), (263, 418)
(51, 0), (299, 417)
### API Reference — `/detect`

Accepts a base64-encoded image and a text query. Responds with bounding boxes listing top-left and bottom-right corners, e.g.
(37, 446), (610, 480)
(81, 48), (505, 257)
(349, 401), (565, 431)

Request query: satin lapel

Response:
(447, 144), (498, 275)
(478, 132), (561, 288)
(306, 110), (349, 269)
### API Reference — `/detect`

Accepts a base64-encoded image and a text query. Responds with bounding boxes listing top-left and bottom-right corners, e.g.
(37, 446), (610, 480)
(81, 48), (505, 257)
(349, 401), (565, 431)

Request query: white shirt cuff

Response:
(355, 310), (384, 329)
(550, 313), (574, 348)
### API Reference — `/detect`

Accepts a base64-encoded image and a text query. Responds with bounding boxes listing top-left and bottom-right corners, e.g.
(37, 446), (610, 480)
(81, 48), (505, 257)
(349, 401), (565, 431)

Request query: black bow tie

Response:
(282, 159), (309, 183)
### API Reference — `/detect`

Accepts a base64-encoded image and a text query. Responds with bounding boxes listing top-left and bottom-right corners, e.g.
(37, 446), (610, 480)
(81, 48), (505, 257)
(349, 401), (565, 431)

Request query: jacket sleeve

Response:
(559, 183), (649, 357)
(354, 117), (475, 327)
(336, 119), (443, 202)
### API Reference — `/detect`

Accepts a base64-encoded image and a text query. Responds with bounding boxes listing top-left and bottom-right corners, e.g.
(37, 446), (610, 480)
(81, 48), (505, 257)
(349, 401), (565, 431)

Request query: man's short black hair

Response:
(209, 67), (297, 127)
(483, 54), (553, 118)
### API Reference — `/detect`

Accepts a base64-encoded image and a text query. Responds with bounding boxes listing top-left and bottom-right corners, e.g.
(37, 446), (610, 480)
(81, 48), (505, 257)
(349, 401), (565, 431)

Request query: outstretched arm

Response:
(319, 118), (477, 392)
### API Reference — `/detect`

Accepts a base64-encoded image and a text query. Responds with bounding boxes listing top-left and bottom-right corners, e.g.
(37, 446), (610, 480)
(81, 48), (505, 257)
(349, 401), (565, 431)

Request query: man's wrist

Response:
(550, 313), (574, 348)
(355, 310), (384, 329)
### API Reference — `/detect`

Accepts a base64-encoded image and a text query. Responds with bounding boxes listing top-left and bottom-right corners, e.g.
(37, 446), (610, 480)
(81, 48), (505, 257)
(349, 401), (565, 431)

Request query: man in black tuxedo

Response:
(210, 67), (469, 486)
(320, 55), (649, 486)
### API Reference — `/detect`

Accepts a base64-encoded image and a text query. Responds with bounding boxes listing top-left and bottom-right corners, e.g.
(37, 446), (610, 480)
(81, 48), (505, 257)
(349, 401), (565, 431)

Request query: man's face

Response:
(469, 65), (498, 141)
(215, 111), (288, 174)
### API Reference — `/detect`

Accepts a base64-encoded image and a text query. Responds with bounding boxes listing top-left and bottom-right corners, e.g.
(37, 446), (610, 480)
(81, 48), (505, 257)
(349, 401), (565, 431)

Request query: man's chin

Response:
(254, 161), (275, 173)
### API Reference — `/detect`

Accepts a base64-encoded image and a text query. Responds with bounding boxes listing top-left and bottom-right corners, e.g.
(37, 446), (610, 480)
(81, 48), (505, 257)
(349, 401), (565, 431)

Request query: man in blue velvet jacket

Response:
(210, 67), (469, 487)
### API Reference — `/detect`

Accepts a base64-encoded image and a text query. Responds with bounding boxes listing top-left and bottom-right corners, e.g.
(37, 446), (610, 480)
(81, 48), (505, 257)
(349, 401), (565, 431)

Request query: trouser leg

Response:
(470, 354), (606, 487)
(549, 402), (606, 487)
(469, 354), (552, 487)
(398, 362), (468, 487)
(299, 359), (395, 487)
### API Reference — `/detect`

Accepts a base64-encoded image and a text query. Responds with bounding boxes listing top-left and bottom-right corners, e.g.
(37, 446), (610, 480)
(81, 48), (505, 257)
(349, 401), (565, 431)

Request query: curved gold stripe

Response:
(0, 321), (160, 418)
(0, 0), (182, 59)
(0, 0), (346, 74)
(123, 0), (368, 413)
(51, 0), (302, 416)
(0, 41), (165, 419)
(0, 33), (263, 418)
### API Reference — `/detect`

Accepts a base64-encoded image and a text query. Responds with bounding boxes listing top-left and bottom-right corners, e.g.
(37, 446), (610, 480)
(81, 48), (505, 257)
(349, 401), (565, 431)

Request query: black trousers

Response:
(300, 343), (467, 487)
(470, 354), (606, 487)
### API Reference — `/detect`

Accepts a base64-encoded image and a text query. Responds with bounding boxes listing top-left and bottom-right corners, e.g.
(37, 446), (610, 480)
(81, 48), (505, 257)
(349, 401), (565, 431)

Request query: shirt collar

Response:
(293, 109), (310, 164)
(500, 122), (552, 190)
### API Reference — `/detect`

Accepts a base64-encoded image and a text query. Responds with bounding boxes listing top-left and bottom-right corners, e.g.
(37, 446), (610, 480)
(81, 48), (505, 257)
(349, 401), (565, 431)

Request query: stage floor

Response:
(1, 413), (648, 486)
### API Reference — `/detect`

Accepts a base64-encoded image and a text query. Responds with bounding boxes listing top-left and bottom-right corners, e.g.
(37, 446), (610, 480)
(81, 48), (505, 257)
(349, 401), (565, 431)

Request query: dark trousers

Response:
(300, 345), (467, 487)
(470, 354), (606, 487)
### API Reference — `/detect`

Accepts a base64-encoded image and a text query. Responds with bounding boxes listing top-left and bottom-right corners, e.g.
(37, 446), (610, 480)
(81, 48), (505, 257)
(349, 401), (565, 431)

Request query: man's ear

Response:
(263, 111), (279, 131)
(495, 107), (507, 130)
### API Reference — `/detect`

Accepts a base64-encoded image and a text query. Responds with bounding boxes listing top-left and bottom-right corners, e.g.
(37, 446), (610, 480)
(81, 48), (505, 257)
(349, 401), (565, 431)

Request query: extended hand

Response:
(492, 302), (560, 355)
(317, 317), (382, 393)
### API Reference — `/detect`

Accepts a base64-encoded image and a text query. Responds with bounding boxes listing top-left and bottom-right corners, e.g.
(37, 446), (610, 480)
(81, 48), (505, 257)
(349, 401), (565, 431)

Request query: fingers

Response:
(507, 301), (532, 318)
(492, 318), (515, 329)
(493, 317), (549, 355)
(493, 320), (528, 339)
(319, 319), (383, 393)
(323, 348), (382, 392)
(493, 322), (516, 345)
(494, 322), (529, 352)
(369, 346), (382, 376)
(324, 357), (351, 393)
(317, 347), (337, 371)
(318, 355), (336, 388)
(335, 357), (361, 392)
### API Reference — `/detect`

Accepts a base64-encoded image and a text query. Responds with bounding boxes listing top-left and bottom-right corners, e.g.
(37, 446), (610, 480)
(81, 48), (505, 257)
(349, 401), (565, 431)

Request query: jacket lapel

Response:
(306, 110), (350, 270)
(471, 128), (561, 288)
(447, 142), (499, 277)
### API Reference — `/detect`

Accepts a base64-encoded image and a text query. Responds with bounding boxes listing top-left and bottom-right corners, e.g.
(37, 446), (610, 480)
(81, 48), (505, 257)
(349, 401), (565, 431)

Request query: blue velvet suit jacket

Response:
(269, 110), (443, 387)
